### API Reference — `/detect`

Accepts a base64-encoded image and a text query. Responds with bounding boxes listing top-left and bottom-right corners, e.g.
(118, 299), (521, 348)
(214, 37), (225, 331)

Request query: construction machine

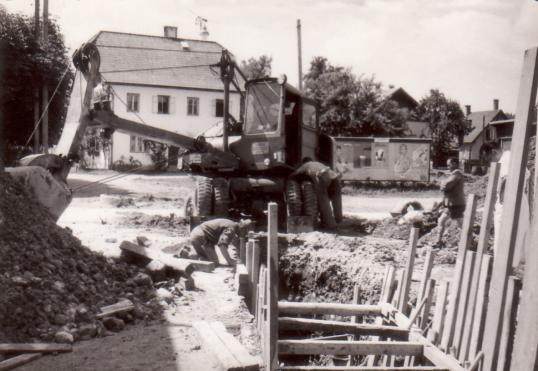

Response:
(7, 42), (329, 225)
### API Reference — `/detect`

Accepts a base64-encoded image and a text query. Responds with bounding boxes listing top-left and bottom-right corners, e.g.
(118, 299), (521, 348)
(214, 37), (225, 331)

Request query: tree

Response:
(240, 55), (272, 80)
(412, 89), (470, 166)
(0, 5), (73, 156)
(303, 56), (408, 137)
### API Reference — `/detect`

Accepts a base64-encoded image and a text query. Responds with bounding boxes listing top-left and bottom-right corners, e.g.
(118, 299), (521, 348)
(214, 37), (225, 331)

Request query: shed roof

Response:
(90, 31), (243, 91)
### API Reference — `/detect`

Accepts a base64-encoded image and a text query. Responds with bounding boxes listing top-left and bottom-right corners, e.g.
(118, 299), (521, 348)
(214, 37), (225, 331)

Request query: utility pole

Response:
(297, 19), (303, 91)
(41, 0), (49, 153)
(33, 0), (40, 152)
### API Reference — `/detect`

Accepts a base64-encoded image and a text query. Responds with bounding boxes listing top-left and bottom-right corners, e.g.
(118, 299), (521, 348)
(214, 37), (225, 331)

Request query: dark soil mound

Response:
(0, 173), (160, 342)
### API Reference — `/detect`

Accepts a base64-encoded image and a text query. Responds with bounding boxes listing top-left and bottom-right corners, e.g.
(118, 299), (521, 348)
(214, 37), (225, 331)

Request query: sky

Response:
(2, 0), (538, 113)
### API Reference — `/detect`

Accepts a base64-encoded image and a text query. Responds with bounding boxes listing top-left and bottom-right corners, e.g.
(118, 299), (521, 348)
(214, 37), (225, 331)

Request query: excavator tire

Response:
(213, 178), (230, 217)
(286, 180), (303, 216)
(301, 180), (319, 225)
(195, 176), (213, 216)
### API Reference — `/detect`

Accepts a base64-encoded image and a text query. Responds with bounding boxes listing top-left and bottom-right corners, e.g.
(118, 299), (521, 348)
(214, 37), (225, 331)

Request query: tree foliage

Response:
(412, 89), (470, 165)
(303, 56), (409, 137)
(240, 55), (272, 80)
(0, 5), (73, 152)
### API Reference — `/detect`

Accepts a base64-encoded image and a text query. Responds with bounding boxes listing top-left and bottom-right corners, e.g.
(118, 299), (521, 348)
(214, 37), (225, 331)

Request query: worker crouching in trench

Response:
(187, 219), (253, 266)
(290, 160), (343, 230)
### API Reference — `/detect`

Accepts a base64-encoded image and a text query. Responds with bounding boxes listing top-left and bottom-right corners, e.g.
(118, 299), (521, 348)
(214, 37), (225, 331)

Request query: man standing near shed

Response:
(290, 160), (343, 230)
(436, 158), (466, 246)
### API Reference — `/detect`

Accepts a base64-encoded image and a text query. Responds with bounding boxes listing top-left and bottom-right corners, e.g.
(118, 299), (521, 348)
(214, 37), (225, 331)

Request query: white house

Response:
(87, 27), (242, 168)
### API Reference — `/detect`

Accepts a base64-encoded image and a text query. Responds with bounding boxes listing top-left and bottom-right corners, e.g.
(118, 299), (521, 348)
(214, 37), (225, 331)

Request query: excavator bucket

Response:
(5, 166), (72, 221)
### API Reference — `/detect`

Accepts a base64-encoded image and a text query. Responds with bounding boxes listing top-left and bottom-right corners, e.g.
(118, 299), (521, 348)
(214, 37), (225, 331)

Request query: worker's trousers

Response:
(315, 174), (342, 229)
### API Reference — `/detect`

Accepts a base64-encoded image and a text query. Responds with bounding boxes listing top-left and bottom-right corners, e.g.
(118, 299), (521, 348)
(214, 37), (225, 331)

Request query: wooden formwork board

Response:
(399, 228), (419, 315)
(453, 251), (476, 358)
(483, 47), (538, 371)
(428, 280), (449, 345)
(496, 276), (521, 371)
(468, 254), (492, 359)
(278, 302), (383, 317)
(265, 203), (279, 371)
(278, 340), (424, 356)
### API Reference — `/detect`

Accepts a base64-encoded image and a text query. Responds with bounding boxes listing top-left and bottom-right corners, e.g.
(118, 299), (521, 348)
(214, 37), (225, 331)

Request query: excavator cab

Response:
(229, 76), (319, 174)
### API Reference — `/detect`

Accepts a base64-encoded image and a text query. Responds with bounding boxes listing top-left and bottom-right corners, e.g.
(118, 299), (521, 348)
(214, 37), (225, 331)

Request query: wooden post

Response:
(468, 254), (492, 359)
(258, 265), (267, 332)
(429, 280), (449, 345)
(440, 194), (477, 351)
(348, 284), (361, 366)
(251, 239), (261, 312)
(399, 227), (419, 315)
(418, 248), (435, 328)
(393, 269), (405, 309)
(381, 266), (395, 304)
(497, 276), (521, 371)
(454, 251), (476, 359)
(239, 237), (246, 265)
(421, 278), (436, 331)
(265, 203), (279, 371)
(459, 162), (500, 362)
(482, 47), (538, 371)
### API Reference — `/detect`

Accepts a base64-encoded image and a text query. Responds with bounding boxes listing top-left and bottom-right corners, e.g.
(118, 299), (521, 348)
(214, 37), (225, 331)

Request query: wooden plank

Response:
(468, 255), (492, 358)
(235, 264), (249, 297)
(278, 340), (423, 356)
(265, 202), (279, 371)
(399, 227), (419, 315)
(428, 280), (449, 345)
(96, 299), (134, 319)
(439, 194), (477, 351)
(418, 248), (435, 328)
(392, 269), (405, 308)
(381, 266), (395, 304)
(278, 302), (383, 317)
(210, 322), (261, 371)
(0, 344), (71, 354)
(421, 279), (436, 331)
(483, 47), (538, 371)
(251, 239), (261, 312)
(351, 284), (361, 323)
(382, 303), (466, 371)
(453, 251), (476, 359)
(407, 295), (428, 330)
(246, 239), (253, 279)
(496, 276), (521, 371)
(0, 353), (42, 371)
(278, 367), (449, 371)
(193, 321), (243, 371)
(278, 317), (409, 338)
(257, 265), (267, 332)
(468, 350), (484, 371)
(459, 162), (500, 361)
(119, 241), (197, 276)
(239, 237), (246, 265)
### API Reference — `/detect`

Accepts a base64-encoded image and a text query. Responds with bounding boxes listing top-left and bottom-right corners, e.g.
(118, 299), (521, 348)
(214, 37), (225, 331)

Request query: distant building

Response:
(460, 99), (508, 165)
(382, 86), (429, 137)
(84, 27), (243, 169)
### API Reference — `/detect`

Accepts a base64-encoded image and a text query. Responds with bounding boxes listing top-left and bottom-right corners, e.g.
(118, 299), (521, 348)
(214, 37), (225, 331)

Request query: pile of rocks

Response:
(0, 173), (162, 343)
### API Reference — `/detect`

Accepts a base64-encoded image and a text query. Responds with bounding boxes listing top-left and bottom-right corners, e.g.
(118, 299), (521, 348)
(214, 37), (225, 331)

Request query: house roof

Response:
(463, 110), (506, 143)
(382, 87), (419, 110)
(91, 31), (244, 91)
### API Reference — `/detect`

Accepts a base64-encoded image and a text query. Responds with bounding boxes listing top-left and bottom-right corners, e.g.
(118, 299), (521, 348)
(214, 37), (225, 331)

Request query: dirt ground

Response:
(17, 170), (461, 370)
(18, 172), (259, 371)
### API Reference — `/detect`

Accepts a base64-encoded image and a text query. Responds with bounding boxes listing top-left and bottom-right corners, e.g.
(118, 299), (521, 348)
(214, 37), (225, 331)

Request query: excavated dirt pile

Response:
(121, 212), (190, 236)
(278, 232), (408, 304)
(0, 173), (162, 343)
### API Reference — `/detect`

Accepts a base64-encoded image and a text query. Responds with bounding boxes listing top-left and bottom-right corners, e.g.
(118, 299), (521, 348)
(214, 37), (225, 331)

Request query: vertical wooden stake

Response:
(468, 255), (493, 359)
(251, 239), (261, 312)
(399, 227), (419, 315)
(265, 203), (279, 371)
(239, 237), (246, 265)
(381, 266), (395, 304)
(421, 278), (436, 331)
(497, 276), (521, 371)
(440, 194), (477, 351)
(484, 47), (538, 371)
(459, 162), (500, 362)
(429, 280), (449, 345)
(418, 248), (435, 328)
(454, 251), (476, 359)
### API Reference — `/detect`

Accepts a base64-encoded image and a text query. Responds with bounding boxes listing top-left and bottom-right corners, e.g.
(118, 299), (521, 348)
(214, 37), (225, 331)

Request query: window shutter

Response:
(170, 96), (175, 114)
(130, 136), (135, 153)
(152, 96), (157, 113)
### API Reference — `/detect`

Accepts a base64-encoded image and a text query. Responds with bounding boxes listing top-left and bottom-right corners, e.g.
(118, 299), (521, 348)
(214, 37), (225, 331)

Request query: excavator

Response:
(6, 42), (329, 224)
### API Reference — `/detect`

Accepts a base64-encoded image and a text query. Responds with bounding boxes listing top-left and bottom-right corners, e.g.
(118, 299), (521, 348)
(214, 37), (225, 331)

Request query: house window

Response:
(215, 99), (224, 117)
(130, 136), (146, 153)
(187, 97), (199, 116)
(127, 93), (139, 112)
(158, 95), (170, 114)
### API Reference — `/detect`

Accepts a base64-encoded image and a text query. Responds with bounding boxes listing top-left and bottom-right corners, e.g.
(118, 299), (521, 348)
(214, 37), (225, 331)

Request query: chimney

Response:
(465, 105), (471, 116)
(164, 26), (178, 38)
(200, 25), (209, 40)
(493, 99), (499, 110)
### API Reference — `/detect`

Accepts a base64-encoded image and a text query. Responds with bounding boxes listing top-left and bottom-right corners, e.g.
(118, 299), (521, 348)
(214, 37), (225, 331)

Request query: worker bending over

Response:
(188, 218), (253, 266)
(290, 160), (342, 229)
